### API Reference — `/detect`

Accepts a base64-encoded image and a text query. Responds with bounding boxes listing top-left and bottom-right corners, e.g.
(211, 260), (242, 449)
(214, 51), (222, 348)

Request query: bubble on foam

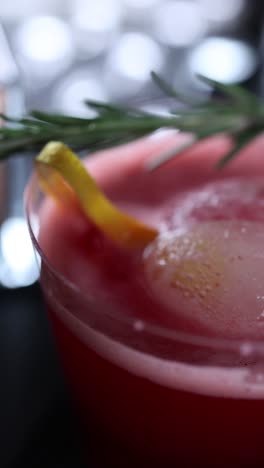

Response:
(133, 319), (145, 332)
(240, 342), (254, 358)
(244, 364), (264, 386)
(257, 311), (264, 323)
(252, 372), (264, 384)
(144, 220), (264, 339)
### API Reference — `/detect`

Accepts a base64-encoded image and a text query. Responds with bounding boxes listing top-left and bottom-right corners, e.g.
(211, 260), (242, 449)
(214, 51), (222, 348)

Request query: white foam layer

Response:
(167, 177), (264, 227)
(51, 292), (264, 400)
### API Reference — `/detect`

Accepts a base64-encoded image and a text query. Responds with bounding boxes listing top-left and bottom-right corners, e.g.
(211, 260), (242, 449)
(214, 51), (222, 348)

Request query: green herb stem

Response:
(0, 73), (263, 168)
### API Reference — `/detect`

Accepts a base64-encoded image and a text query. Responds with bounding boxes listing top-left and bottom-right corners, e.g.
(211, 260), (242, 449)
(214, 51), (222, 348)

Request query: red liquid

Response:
(32, 134), (264, 467)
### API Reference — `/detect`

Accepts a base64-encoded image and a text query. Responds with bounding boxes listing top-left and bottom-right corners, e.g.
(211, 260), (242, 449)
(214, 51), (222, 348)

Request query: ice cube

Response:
(144, 221), (264, 339)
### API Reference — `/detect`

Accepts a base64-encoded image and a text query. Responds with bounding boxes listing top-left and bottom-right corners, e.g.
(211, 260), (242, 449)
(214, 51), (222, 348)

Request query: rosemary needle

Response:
(0, 73), (263, 170)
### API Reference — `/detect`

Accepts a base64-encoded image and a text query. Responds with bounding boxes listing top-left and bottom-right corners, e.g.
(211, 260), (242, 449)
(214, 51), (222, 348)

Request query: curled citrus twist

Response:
(35, 141), (158, 249)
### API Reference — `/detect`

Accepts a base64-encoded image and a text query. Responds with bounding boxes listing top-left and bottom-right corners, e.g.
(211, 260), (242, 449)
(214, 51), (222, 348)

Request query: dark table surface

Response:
(1, 284), (86, 468)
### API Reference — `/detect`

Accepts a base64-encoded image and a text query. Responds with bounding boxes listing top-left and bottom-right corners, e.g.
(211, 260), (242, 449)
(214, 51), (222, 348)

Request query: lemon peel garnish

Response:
(35, 141), (158, 249)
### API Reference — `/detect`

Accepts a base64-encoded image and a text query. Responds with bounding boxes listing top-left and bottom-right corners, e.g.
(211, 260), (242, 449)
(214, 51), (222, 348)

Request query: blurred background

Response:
(1, 0), (264, 466)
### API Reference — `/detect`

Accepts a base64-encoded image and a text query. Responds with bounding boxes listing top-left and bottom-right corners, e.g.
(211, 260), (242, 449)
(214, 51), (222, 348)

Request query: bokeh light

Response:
(0, 217), (39, 288)
(198, 0), (246, 23)
(54, 71), (109, 117)
(123, 0), (161, 7)
(0, 0), (64, 19)
(105, 32), (164, 97)
(152, 0), (208, 47)
(188, 37), (258, 84)
(14, 16), (74, 81)
(71, 0), (123, 57)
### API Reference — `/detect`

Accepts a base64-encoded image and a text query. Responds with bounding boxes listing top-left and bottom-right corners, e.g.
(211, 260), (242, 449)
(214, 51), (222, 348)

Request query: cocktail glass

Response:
(25, 134), (264, 468)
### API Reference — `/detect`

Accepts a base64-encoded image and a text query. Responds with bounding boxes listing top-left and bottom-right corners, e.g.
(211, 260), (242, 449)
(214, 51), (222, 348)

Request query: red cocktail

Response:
(25, 133), (264, 467)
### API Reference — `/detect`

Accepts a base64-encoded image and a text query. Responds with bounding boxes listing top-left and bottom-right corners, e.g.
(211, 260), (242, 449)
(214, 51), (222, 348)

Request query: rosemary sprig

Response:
(0, 73), (264, 169)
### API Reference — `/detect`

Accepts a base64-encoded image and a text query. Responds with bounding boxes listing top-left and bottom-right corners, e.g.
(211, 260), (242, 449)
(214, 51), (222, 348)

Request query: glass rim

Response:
(24, 168), (264, 358)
